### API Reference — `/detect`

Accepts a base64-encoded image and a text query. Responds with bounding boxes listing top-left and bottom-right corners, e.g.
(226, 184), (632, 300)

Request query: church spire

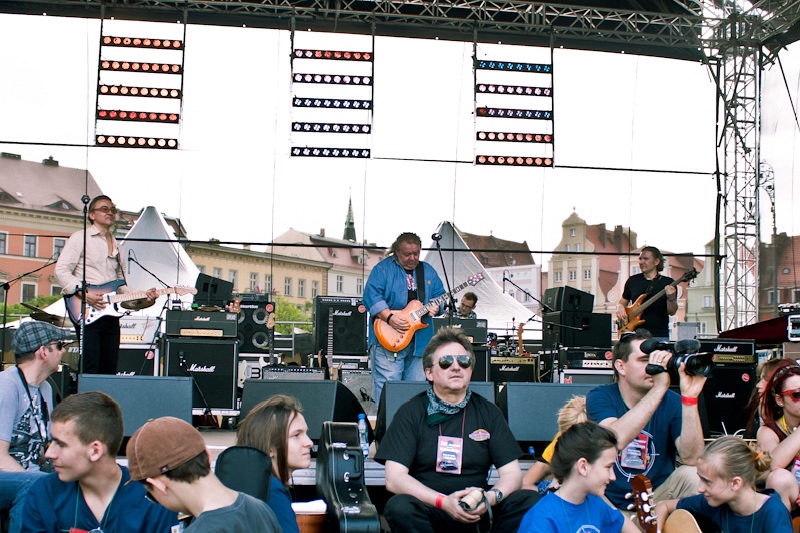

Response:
(343, 194), (356, 242)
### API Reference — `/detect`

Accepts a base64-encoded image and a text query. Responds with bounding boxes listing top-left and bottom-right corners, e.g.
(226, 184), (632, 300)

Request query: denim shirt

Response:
(363, 256), (446, 356)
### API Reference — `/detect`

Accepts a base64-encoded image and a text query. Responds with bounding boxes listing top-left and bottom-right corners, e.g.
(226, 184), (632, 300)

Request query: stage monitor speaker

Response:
(117, 344), (158, 376)
(375, 381), (495, 444)
(472, 346), (489, 382)
(313, 296), (367, 356)
(163, 337), (238, 412)
(496, 382), (596, 443)
(340, 369), (376, 417)
(543, 287), (594, 313)
(240, 379), (372, 445)
(542, 312), (612, 350)
(700, 363), (757, 438)
(78, 374), (192, 437)
(237, 299), (274, 354)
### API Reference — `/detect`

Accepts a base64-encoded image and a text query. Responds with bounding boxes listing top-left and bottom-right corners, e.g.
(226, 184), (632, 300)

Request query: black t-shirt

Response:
(622, 273), (675, 337)
(374, 391), (523, 495)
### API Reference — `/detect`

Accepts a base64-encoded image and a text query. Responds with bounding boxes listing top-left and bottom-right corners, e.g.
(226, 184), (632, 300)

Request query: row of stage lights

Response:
(476, 84), (551, 96)
(97, 109), (179, 123)
(476, 155), (553, 166)
(292, 122), (370, 134)
(291, 147), (370, 158)
(102, 36), (183, 49)
(294, 49), (372, 61)
(101, 60), (182, 74)
(96, 135), (178, 149)
(293, 73), (371, 85)
(99, 85), (181, 99)
(477, 107), (552, 120)
(476, 60), (552, 73)
(477, 132), (552, 143)
(293, 97), (372, 109)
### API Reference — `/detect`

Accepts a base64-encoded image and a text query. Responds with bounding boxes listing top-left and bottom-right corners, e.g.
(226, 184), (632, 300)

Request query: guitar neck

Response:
(107, 287), (173, 303)
(420, 279), (470, 315)
(632, 278), (680, 317)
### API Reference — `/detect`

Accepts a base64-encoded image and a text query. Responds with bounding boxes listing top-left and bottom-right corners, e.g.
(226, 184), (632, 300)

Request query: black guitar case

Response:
(316, 421), (381, 533)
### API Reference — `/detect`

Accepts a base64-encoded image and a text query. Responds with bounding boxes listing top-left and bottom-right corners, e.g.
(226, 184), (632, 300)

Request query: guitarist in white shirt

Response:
(616, 246), (677, 338)
(54, 195), (157, 375)
(364, 232), (446, 407)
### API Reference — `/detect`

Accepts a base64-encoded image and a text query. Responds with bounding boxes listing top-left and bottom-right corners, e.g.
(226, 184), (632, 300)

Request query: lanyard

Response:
(16, 366), (48, 438)
(70, 481), (119, 533)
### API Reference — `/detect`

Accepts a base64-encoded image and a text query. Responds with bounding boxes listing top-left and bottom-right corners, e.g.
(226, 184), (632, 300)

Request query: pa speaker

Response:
(340, 369), (376, 417)
(237, 299), (274, 354)
(496, 382), (596, 443)
(542, 312), (612, 350)
(543, 287), (594, 313)
(375, 381), (495, 444)
(700, 363), (756, 438)
(313, 296), (367, 356)
(240, 379), (372, 444)
(78, 374), (192, 437)
(163, 337), (239, 411)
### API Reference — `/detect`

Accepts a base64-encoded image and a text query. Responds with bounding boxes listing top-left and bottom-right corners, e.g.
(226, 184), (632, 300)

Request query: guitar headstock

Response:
(228, 296), (242, 313)
(173, 286), (198, 296)
(629, 474), (657, 532)
(681, 268), (699, 284)
(467, 272), (485, 286)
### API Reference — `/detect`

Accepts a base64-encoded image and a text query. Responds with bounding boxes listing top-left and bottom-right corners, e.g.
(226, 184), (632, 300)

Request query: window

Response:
(312, 280), (319, 299)
(53, 238), (65, 258)
(794, 290), (800, 303)
(298, 279), (306, 298)
(554, 271), (562, 282)
(570, 229), (576, 237)
(783, 268), (791, 275)
(699, 322), (707, 334)
(265, 274), (272, 294)
(23, 235), (37, 257)
(356, 278), (363, 295)
(21, 282), (36, 302)
(213, 267), (222, 279)
(703, 295), (713, 308)
(196, 265), (205, 274)
(583, 269), (591, 280)
(284, 277), (292, 296)
(575, 244), (581, 252)
(565, 244), (571, 252)
(0, 232), (6, 254)
(249, 272), (258, 292)
(51, 285), (61, 296)
(569, 270), (577, 281)
(336, 275), (343, 292)
(229, 270), (237, 289)
(767, 290), (779, 305)
(632, 266), (641, 275)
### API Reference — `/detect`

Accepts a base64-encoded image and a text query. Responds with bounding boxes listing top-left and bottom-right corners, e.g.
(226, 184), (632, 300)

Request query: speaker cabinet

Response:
(496, 382), (597, 443)
(472, 346), (489, 382)
(543, 287), (594, 313)
(701, 363), (757, 438)
(542, 312), (612, 350)
(117, 344), (158, 376)
(78, 374), (193, 436)
(163, 338), (239, 412)
(237, 299), (274, 354)
(340, 369), (376, 417)
(313, 296), (367, 356)
(375, 381), (495, 444)
(240, 379), (371, 444)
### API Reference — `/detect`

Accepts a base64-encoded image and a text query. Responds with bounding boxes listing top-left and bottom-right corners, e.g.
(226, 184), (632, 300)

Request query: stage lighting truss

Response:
(476, 155), (553, 167)
(476, 107), (552, 120)
(96, 135), (178, 149)
(98, 85), (181, 99)
(291, 147), (370, 158)
(476, 84), (551, 97)
(477, 132), (552, 143)
(100, 60), (182, 74)
(293, 73), (372, 86)
(292, 97), (372, 110)
(293, 49), (372, 61)
(292, 122), (370, 134)
(475, 60), (551, 73)
(97, 109), (180, 123)
(102, 36), (183, 50)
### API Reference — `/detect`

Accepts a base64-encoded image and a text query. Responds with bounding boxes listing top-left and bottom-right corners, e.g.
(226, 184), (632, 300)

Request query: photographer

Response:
(586, 329), (707, 510)
(0, 321), (71, 533)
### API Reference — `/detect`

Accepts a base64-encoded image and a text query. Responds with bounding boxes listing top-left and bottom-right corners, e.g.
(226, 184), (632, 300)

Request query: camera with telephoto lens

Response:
(641, 338), (714, 378)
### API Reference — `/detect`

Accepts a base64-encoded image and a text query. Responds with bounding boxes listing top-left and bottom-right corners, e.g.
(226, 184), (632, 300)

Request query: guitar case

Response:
(316, 422), (381, 533)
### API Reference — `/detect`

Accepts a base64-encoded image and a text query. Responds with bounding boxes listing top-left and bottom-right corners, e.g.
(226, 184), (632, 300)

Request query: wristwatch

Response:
(488, 488), (503, 505)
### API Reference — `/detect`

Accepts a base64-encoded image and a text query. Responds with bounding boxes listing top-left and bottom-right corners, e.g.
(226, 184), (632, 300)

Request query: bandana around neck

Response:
(426, 387), (472, 426)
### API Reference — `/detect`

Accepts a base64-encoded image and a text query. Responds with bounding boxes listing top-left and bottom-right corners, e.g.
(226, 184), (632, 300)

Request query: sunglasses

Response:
(93, 206), (118, 214)
(438, 355), (472, 370)
(47, 341), (67, 350)
(778, 388), (800, 402)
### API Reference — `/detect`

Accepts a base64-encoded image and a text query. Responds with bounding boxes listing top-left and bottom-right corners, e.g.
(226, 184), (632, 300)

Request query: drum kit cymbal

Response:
(21, 303), (71, 328)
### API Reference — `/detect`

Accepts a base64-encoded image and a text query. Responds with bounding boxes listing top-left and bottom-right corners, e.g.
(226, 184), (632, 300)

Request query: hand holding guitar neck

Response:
(617, 268), (698, 333)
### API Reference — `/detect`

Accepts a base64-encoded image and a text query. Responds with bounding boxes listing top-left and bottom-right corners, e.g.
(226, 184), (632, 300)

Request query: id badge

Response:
(436, 435), (464, 475)
(620, 433), (649, 470)
(792, 457), (800, 484)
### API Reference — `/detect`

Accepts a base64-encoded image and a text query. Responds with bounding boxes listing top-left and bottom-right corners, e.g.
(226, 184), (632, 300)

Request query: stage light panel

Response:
(96, 135), (178, 149)
(476, 155), (553, 166)
(292, 97), (372, 109)
(476, 84), (551, 96)
(97, 109), (179, 123)
(476, 60), (552, 73)
(476, 132), (552, 143)
(293, 49), (373, 61)
(292, 122), (371, 134)
(98, 85), (181, 99)
(290, 147), (370, 158)
(100, 60), (182, 74)
(102, 36), (183, 49)
(476, 107), (552, 120)
(292, 73), (372, 86)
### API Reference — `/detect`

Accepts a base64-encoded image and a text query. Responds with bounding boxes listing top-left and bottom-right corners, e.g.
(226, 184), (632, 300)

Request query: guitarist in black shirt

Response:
(616, 246), (677, 338)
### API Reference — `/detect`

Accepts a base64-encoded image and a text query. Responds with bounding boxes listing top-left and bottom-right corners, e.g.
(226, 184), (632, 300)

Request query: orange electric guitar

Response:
(630, 474), (701, 533)
(374, 272), (484, 352)
(617, 268), (698, 334)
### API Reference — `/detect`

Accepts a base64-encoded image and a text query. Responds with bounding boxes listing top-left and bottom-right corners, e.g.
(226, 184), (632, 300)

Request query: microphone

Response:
(502, 269), (509, 293)
(127, 249), (132, 275)
(431, 233), (442, 242)
(640, 338), (671, 354)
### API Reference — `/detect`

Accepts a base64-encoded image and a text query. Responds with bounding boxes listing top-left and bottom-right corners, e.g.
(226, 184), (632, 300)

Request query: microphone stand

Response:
(502, 275), (554, 313)
(129, 253), (170, 289)
(180, 352), (217, 428)
(431, 234), (455, 322)
(128, 253), (172, 377)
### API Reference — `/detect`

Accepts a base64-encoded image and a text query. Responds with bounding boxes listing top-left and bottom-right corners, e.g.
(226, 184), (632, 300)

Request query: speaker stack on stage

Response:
(234, 294), (277, 390)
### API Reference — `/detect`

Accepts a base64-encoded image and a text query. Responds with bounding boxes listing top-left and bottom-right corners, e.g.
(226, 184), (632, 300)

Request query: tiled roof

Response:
(458, 229), (535, 267)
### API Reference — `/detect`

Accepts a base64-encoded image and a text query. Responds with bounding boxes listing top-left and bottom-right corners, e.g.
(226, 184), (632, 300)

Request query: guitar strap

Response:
(415, 263), (426, 304)
(644, 275), (660, 296)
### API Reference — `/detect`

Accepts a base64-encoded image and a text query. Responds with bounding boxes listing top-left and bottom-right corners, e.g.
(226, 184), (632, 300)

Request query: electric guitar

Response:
(630, 474), (702, 533)
(64, 280), (197, 326)
(617, 268), (698, 333)
(374, 272), (485, 352)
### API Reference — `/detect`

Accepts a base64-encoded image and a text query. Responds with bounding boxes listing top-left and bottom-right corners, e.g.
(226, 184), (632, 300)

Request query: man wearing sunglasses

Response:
(0, 321), (72, 533)
(376, 327), (539, 533)
(55, 195), (157, 375)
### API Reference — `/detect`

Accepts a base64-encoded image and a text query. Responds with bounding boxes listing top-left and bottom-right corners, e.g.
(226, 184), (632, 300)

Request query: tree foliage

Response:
(273, 296), (312, 335)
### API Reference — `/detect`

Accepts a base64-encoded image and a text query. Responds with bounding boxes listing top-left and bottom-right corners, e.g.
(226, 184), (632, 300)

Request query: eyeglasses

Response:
(437, 355), (472, 370)
(778, 388), (800, 402)
(46, 341), (67, 351)
(93, 206), (118, 214)
(144, 491), (158, 503)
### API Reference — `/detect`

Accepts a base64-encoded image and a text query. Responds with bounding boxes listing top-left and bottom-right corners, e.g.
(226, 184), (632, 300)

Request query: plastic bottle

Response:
(357, 413), (370, 457)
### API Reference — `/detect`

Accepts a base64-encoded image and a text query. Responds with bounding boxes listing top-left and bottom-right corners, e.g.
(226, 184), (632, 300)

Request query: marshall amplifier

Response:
(432, 318), (489, 344)
(559, 369), (614, 384)
(119, 316), (162, 345)
(163, 337), (239, 412)
(165, 310), (238, 338)
(312, 297), (367, 356)
(261, 365), (328, 380)
(490, 356), (539, 383)
(697, 339), (756, 364)
(557, 347), (614, 368)
(117, 344), (159, 376)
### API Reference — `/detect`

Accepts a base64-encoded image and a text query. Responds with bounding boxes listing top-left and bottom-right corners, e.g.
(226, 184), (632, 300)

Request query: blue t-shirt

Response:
(268, 475), (299, 533)
(677, 490), (793, 533)
(518, 492), (625, 533)
(586, 383), (682, 507)
(20, 466), (180, 533)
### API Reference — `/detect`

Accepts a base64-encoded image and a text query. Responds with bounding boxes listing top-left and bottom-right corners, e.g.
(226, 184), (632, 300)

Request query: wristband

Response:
(681, 396), (698, 406)
(667, 297), (677, 302)
(435, 493), (445, 510)
(387, 313), (394, 324)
